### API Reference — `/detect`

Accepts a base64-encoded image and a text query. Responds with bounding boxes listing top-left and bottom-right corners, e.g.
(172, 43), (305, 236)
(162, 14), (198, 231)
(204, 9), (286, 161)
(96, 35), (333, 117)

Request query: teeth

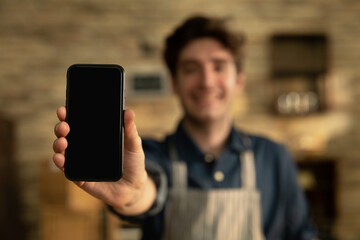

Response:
(196, 92), (217, 99)
(202, 96), (216, 101)
(196, 96), (214, 102)
(192, 90), (222, 104)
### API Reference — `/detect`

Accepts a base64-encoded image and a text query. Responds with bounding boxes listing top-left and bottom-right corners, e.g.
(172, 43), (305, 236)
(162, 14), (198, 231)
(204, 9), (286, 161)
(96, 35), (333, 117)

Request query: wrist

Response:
(113, 173), (156, 216)
(125, 172), (150, 207)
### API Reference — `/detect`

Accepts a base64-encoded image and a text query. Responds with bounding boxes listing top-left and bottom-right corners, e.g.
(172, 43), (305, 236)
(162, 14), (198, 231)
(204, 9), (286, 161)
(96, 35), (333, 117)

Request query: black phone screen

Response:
(65, 64), (124, 181)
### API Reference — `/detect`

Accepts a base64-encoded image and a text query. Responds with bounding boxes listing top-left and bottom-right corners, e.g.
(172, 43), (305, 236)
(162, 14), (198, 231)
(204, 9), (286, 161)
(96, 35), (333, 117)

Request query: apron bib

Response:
(163, 140), (264, 240)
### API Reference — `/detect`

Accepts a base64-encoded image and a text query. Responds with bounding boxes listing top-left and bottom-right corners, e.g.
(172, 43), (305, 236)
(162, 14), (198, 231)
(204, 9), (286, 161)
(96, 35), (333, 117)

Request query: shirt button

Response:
(214, 171), (225, 182)
(204, 154), (215, 163)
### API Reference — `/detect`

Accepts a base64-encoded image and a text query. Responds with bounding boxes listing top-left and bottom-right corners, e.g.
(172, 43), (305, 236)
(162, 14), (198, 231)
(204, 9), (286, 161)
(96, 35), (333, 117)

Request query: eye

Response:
(182, 64), (199, 74)
(214, 62), (226, 72)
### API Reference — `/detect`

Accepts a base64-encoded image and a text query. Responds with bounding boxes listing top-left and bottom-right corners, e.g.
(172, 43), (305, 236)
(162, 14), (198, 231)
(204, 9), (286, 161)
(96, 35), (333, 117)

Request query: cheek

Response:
(222, 83), (239, 101)
(173, 82), (192, 100)
(226, 73), (242, 91)
(177, 79), (197, 94)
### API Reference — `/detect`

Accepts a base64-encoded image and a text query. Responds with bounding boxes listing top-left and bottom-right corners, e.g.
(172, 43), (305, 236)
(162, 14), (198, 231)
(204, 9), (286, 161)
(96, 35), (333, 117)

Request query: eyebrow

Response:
(179, 58), (229, 67)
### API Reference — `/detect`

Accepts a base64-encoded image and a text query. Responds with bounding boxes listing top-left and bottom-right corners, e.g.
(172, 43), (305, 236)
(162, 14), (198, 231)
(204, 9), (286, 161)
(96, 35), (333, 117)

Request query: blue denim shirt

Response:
(113, 123), (315, 240)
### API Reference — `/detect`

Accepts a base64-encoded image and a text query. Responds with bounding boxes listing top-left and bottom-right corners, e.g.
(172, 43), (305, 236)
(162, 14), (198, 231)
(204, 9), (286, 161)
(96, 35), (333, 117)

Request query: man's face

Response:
(173, 37), (244, 123)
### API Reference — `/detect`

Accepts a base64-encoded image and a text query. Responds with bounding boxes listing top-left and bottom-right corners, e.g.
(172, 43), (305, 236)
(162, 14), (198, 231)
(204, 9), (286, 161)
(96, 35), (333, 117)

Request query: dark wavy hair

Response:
(163, 15), (246, 77)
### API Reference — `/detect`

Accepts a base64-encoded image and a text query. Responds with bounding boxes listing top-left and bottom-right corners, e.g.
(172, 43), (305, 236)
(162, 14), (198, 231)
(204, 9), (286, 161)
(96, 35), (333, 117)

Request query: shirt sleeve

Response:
(280, 145), (317, 240)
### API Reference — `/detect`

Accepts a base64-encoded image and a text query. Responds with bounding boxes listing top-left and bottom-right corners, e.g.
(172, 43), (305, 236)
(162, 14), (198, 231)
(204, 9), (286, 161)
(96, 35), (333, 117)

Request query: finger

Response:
(54, 121), (70, 138)
(53, 153), (65, 170)
(124, 109), (143, 154)
(53, 137), (68, 153)
(57, 106), (67, 121)
(73, 180), (86, 188)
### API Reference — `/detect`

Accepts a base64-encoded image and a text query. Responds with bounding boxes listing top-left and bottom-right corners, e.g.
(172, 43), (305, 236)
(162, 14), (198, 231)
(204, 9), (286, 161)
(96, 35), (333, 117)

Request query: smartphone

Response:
(65, 64), (124, 181)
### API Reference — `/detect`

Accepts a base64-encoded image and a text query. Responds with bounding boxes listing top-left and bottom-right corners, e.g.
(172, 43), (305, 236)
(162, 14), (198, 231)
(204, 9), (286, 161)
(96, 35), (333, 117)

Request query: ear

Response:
(235, 73), (246, 92)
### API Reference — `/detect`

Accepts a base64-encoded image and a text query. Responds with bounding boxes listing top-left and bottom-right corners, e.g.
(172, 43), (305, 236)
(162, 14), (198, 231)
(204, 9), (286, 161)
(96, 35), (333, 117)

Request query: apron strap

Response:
(168, 137), (187, 189)
(241, 150), (256, 189)
(239, 133), (256, 189)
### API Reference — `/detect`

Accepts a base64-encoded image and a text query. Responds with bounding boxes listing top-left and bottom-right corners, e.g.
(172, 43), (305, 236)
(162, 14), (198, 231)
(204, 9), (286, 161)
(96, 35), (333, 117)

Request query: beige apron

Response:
(163, 141), (265, 240)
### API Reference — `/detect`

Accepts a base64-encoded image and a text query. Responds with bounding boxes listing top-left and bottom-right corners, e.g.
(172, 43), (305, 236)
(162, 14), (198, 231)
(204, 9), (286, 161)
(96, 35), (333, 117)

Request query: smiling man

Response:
(53, 16), (316, 240)
(173, 37), (244, 157)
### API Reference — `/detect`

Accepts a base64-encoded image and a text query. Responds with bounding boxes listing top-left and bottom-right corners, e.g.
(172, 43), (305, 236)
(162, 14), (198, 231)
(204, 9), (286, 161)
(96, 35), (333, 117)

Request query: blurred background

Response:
(1, 0), (360, 239)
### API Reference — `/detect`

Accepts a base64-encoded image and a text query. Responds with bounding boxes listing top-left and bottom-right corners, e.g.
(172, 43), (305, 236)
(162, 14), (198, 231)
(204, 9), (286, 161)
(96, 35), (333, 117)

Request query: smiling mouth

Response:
(192, 92), (222, 106)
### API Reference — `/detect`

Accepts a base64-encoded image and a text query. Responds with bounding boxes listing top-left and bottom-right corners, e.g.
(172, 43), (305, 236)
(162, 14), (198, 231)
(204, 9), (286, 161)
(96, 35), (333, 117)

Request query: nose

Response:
(200, 66), (216, 87)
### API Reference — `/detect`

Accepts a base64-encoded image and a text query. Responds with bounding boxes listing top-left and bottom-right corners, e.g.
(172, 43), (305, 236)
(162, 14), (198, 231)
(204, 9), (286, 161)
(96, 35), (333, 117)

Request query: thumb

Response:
(124, 109), (143, 154)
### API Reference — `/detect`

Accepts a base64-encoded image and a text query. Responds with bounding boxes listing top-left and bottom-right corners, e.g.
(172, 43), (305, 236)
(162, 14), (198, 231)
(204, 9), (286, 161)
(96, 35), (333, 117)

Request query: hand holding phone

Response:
(52, 64), (156, 214)
(53, 106), (156, 214)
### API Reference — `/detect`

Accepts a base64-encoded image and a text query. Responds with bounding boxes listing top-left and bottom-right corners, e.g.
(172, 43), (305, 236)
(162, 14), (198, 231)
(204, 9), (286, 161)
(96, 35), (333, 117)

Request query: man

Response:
(53, 16), (315, 239)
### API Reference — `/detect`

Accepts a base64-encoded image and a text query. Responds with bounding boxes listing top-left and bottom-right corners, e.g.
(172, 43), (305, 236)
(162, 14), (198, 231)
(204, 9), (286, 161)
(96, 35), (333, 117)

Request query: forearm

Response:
(112, 174), (157, 216)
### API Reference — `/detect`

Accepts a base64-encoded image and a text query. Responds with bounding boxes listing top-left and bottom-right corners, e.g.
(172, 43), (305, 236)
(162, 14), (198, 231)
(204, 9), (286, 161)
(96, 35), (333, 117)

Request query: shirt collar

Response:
(173, 122), (203, 159)
(228, 126), (252, 153)
(172, 121), (250, 158)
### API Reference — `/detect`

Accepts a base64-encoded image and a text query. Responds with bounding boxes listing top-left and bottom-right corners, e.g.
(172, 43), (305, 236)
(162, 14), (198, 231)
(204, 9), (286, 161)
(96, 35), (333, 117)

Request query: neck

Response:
(182, 115), (232, 157)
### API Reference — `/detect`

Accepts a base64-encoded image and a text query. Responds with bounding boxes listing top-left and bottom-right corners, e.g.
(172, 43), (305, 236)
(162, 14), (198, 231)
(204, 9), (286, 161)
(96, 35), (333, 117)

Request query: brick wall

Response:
(1, 0), (360, 239)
